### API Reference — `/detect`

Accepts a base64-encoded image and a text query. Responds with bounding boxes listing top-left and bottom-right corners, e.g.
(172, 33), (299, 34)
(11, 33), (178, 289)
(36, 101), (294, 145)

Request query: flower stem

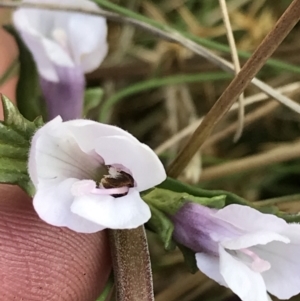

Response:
(109, 226), (154, 301)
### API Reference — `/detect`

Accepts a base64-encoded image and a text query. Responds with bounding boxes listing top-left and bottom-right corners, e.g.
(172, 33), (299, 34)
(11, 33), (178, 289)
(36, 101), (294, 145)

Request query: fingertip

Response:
(0, 184), (111, 301)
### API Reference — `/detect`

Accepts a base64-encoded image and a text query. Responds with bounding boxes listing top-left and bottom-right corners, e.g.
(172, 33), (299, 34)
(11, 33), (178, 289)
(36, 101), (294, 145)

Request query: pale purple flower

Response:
(173, 203), (300, 301)
(28, 117), (166, 233)
(13, 0), (108, 120)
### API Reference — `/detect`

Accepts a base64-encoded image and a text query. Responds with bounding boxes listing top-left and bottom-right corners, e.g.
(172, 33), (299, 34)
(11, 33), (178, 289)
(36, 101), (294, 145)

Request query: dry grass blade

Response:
(154, 82), (300, 155)
(200, 139), (300, 182)
(219, 0), (245, 142)
(203, 101), (279, 149)
(167, 0), (300, 178)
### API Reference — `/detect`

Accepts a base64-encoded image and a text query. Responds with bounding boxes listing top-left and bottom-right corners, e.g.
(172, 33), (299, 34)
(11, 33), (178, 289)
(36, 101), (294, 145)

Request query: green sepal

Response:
(159, 177), (248, 206)
(0, 95), (43, 196)
(177, 244), (198, 274)
(143, 187), (226, 215)
(146, 204), (176, 251)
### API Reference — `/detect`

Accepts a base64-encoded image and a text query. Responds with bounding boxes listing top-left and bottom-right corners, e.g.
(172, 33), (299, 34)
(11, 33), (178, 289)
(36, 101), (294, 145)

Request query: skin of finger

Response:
(0, 25), (18, 111)
(0, 185), (112, 301)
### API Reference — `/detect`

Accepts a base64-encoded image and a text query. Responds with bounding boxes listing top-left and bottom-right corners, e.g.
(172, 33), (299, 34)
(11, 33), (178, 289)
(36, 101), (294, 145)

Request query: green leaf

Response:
(0, 95), (43, 196)
(159, 177), (250, 206)
(3, 25), (42, 121)
(143, 187), (226, 215)
(84, 87), (104, 116)
(146, 204), (176, 251)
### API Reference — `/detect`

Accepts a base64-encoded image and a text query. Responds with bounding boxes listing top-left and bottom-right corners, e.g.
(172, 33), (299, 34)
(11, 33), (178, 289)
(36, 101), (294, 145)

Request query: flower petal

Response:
(214, 204), (287, 233)
(195, 252), (226, 286)
(62, 120), (139, 153)
(13, 10), (59, 82)
(254, 237), (300, 299)
(94, 136), (166, 191)
(14, 0), (106, 80)
(221, 231), (289, 250)
(68, 14), (108, 72)
(71, 188), (151, 229)
(28, 116), (63, 186)
(172, 203), (239, 255)
(219, 246), (269, 301)
(13, 7), (76, 81)
(29, 118), (103, 187)
(33, 178), (105, 233)
(41, 38), (74, 69)
(40, 65), (85, 120)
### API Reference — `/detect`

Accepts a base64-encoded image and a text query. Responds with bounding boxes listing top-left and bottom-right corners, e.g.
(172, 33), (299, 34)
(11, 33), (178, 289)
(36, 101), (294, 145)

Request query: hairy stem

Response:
(109, 226), (154, 301)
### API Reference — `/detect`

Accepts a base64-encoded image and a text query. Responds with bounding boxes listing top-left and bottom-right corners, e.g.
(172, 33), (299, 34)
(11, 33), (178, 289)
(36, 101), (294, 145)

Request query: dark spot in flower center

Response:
(100, 166), (134, 197)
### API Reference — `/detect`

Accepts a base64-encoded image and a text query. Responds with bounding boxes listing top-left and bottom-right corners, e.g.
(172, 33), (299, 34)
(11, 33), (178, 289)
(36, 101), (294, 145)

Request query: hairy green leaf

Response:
(0, 95), (43, 196)
(144, 187), (225, 215)
(147, 204), (176, 251)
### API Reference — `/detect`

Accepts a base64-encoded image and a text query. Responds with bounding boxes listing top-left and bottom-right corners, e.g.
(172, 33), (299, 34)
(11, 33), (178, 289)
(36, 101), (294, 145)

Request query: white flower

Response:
(13, 0), (108, 82)
(172, 203), (300, 301)
(28, 117), (166, 233)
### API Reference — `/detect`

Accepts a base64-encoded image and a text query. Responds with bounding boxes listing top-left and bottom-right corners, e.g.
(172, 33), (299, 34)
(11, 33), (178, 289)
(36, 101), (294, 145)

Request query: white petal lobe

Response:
(71, 188), (151, 229)
(94, 136), (166, 191)
(33, 178), (105, 233)
(219, 246), (269, 301)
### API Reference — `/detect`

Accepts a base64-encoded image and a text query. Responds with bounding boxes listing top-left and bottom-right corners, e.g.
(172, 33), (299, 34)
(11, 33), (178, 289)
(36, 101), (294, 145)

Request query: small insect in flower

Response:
(100, 166), (134, 197)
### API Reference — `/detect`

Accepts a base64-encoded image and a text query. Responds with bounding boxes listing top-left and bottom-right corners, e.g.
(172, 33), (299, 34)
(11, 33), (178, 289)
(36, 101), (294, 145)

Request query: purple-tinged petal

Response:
(94, 136), (166, 192)
(172, 203), (241, 254)
(71, 188), (151, 229)
(214, 204), (287, 233)
(33, 178), (105, 233)
(40, 65), (85, 120)
(221, 231), (289, 250)
(219, 246), (269, 301)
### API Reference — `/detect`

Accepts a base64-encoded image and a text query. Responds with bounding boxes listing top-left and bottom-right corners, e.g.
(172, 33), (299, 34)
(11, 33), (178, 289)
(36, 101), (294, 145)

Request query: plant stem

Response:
(109, 226), (154, 301)
(167, 0), (300, 178)
(255, 194), (300, 207)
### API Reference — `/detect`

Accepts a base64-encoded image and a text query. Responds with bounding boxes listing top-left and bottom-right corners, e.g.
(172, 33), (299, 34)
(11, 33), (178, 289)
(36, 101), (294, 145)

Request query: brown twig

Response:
(167, 0), (300, 178)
